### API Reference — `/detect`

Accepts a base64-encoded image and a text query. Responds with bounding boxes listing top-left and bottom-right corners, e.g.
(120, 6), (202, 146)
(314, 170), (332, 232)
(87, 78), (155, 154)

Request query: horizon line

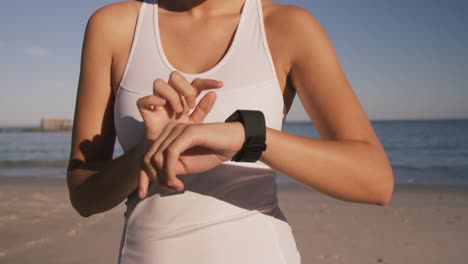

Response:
(1, 117), (468, 128)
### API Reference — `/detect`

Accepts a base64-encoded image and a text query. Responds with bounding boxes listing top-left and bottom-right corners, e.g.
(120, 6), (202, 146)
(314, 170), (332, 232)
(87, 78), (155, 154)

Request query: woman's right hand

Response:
(136, 71), (223, 198)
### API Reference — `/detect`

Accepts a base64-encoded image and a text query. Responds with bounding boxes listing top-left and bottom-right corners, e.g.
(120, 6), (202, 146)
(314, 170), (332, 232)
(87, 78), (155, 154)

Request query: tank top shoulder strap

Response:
(216, 0), (281, 88)
(254, 0), (282, 88)
(118, 0), (166, 94)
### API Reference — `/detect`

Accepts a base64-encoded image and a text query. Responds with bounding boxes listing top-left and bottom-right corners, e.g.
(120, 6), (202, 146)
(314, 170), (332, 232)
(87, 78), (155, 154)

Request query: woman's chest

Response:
(110, 7), (293, 105)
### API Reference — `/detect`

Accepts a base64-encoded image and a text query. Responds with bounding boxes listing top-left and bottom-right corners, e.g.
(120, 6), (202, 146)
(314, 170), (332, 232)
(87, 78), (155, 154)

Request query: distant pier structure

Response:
(40, 117), (73, 131)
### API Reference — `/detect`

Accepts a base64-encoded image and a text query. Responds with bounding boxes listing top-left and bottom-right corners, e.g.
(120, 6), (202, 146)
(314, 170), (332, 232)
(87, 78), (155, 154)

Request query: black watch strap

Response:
(225, 110), (267, 162)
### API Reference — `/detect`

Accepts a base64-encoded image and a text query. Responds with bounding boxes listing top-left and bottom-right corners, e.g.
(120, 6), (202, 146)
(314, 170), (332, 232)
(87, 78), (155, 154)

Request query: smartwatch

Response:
(224, 109), (267, 162)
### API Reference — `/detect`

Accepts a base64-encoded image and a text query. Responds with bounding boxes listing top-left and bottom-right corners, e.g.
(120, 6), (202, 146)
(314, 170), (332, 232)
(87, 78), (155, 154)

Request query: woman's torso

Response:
(112, 1), (302, 262)
(113, 0), (293, 219)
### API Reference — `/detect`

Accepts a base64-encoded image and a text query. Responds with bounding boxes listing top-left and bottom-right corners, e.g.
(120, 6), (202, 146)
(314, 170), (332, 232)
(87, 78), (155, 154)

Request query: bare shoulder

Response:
(262, 0), (317, 23)
(84, 1), (143, 92)
(87, 0), (142, 26)
(84, 1), (142, 52)
(262, 1), (323, 38)
(261, 1), (327, 69)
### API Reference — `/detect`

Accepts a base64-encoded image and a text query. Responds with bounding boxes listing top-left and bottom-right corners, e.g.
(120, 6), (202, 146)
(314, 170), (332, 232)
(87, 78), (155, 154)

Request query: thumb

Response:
(136, 95), (167, 122)
(136, 95), (167, 138)
(188, 91), (217, 124)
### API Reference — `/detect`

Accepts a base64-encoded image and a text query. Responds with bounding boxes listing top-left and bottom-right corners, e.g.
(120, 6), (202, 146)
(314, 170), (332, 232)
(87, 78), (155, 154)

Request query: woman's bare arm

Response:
(259, 6), (394, 205)
(67, 4), (145, 217)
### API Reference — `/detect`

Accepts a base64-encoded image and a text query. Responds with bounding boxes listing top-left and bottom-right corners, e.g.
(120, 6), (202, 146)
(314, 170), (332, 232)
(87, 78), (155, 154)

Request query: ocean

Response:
(0, 119), (467, 186)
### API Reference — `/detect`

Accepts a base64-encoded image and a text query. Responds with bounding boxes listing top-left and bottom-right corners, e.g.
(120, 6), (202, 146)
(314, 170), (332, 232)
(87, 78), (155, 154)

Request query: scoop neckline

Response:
(153, 0), (250, 78)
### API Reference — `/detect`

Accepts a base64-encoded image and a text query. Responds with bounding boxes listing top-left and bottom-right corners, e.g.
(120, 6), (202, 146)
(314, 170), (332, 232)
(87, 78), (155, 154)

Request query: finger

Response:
(154, 124), (186, 190)
(141, 123), (178, 182)
(136, 95), (167, 115)
(142, 151), (158, 183)
(174, 159), (188, 175)
(137, 100), (167, 141)
(144, 122), (178, 183)
(138, 170), (149, 199)
(178, 94), (191, 117)
(149, 122), (181, 187)
(188, 91), (217, 124)
(164, 125), (202, 189)
(154, 78), (184, 113)
(136, 95), (167, 136)
(168, 71), (198, 109)
(153, 124), (187, 190)
(191, 78), (223, 93)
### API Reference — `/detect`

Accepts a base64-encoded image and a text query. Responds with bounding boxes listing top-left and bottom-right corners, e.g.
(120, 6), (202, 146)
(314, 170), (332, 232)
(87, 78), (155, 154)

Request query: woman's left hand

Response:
(145, 121), (245, 191)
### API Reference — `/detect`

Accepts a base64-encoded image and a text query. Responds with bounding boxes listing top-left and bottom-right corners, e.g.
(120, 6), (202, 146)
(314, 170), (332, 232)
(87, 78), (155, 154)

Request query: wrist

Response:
(226, 121), (246, 153)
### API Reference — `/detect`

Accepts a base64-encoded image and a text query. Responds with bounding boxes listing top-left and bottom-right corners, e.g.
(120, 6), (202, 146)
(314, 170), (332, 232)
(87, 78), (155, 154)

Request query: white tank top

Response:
(114, 0), (288, 222)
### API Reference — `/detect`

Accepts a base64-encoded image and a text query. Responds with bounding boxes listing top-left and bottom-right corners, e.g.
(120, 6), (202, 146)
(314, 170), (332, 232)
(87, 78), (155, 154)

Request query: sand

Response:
(0, 176), (467, 264)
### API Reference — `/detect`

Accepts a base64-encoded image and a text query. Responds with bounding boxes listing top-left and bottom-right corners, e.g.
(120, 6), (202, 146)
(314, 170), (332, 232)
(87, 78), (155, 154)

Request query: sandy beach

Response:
(0, 176), (467, 264)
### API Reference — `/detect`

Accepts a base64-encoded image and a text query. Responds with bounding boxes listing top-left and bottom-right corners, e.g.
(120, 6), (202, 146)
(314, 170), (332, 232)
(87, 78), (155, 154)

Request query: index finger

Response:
(168, 71), (222, 109)
(191, 78), (223, 93)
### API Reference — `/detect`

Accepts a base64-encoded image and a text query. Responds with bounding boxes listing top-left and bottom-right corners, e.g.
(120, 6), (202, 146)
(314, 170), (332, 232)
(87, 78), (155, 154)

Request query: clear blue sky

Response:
(1, 0), (467, 126)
